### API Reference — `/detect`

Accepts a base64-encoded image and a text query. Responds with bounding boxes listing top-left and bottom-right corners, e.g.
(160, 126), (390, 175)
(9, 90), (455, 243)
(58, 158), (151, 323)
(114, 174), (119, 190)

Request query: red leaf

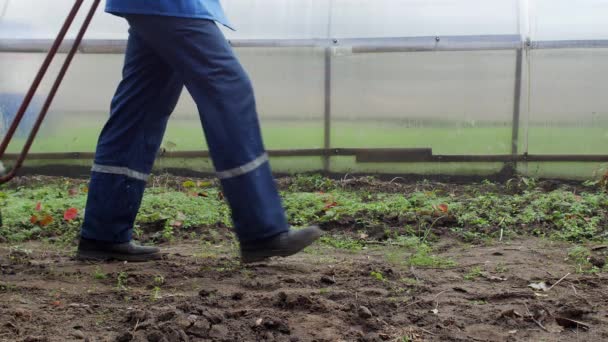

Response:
(51, 300), (61, 307)
(30, 215), (39, 224)
(35, 202), (41, 211)
(63, 208), (78, 221)
(324, 202), (338, 210)
(68, 188), (79, 196)
(39, 215), (54, 227)
(437, 204), (449, 213)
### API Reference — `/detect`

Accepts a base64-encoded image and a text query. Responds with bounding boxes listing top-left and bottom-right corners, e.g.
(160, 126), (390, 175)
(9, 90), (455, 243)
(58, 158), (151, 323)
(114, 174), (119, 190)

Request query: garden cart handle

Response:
(0, 0), (100, 185)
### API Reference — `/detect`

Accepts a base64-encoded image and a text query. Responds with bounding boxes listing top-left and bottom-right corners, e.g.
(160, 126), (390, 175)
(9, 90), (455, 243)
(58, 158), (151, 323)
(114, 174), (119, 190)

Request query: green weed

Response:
(93, 267), (107, 280)
(370, 271), (386, 282)
(319, 236), (364, 250)
(464, 266), (483, 281)
(116, 272), (128, 291)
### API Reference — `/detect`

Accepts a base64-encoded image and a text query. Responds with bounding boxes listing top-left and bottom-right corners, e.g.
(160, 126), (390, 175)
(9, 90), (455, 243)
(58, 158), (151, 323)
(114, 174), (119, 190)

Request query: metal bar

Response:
(351, 34), (522, 53)
(356, 149), (433, 163)
(5, 150), (608, 163)
(532, 40), (608, 49)
(0, 0), (84, 157)
(0, 0), (100, 185)
(0, 35), (521, 53)
(4, 37), (608, 54)
(511, 48), (523, 156)
(323, 47), (332, 172)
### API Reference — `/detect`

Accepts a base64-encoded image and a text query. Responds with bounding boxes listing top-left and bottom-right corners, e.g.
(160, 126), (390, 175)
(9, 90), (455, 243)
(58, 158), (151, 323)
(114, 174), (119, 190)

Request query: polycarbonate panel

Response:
(518, 163), (608, 180)
(1, 47), (326, 153)
(525, 49), (608, 155)
(529, 0), (608, 40)
(330, 0), (520, 38)
(0, 0), (127, 39)
(221, 0), (330, 39)
(331, 50), (517, 154)
(0, 0), (331, 40)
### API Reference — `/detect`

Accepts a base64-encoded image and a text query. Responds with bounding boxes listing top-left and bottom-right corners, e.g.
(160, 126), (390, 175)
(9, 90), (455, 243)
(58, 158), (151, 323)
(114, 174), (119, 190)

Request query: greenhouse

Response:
(1, 1), (607, 341)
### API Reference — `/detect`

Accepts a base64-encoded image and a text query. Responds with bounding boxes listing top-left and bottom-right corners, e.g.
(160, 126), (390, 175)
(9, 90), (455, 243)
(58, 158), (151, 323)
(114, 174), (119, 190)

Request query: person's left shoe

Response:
(76, 238), (162, 262)
(240, 226), (323, 263)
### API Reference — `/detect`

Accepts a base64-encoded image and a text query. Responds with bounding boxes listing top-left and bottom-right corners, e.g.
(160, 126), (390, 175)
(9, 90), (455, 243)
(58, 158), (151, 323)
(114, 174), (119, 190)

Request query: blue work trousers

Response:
(80, 15), (288, 244)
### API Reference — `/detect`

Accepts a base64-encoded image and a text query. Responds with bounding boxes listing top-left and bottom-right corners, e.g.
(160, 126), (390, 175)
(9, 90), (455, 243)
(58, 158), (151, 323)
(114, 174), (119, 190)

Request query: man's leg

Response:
(78, 29), (183, 260)
(125, 15), (321, 261)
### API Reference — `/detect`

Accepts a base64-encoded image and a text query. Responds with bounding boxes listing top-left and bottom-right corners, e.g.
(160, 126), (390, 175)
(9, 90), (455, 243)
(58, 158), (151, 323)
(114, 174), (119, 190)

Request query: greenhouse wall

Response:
(1, 0), (607, 180)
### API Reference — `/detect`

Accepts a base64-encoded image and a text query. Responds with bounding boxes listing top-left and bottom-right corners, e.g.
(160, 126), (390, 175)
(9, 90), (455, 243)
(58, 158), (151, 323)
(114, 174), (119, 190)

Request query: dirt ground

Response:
(1, 232), (607, 342)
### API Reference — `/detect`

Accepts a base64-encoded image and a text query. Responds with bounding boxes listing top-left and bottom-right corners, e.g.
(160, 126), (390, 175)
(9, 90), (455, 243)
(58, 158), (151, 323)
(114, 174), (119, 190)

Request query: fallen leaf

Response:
(35, 202), (41, 211)
(324, 202), (338, 210)
(437, 203), (449, 213)
(359, 233), (369, 240)
(39, 215), (54, 227)
(171, 220), (183, 228)
(255, 318), (263, 326)
(30, 215), (38, 224)
(51, 300), (61, 307)
(63, 208), (78, 221)
(217, 192), (224, 200)
(198, 192), (208, 197)
(68, 188), (79, 196)
(508, 330), (518, 334)
(176, 212), (186, 221)
(528, 281), (549, 292)
(82, 186), (89, 193)
(431, 309), (439, 315)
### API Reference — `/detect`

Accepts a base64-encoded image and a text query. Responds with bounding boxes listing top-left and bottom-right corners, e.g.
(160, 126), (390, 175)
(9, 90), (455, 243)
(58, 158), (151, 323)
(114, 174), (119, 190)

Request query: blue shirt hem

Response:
(105, 7), (235, 31)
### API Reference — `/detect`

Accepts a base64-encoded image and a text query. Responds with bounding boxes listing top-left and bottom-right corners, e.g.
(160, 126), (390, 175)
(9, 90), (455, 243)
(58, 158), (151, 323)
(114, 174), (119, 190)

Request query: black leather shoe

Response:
(76, 238), (162, 262)
(240, 226), (323, 263)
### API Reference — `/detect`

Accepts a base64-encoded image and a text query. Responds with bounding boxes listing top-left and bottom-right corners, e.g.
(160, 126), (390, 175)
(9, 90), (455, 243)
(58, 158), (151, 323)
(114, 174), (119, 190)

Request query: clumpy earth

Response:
(1, 236), (608, 342)
(1, 175), (608, 341)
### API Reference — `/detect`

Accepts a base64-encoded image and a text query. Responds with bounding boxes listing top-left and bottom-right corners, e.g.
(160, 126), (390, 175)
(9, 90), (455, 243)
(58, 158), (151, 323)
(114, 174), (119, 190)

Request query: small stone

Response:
(320, 275), (336, 285)
(188, 320), (211, 338)
(175, 315), (194, 330)
(71, 330), (85, 339)
(208, 325), (229, 339)
(127, 310), (150, 323)
(115, 332), (133, 342)
(203, 310), (223, 324)
(358, 306), (373, 319)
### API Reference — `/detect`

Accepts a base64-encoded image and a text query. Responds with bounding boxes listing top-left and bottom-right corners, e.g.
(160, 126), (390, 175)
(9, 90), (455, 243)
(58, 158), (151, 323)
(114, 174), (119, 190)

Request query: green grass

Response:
(6, 117), (608, 179)
(1, 175), (607, 244)
(464, 266), (484, 281)
(9, 118), (608, 155)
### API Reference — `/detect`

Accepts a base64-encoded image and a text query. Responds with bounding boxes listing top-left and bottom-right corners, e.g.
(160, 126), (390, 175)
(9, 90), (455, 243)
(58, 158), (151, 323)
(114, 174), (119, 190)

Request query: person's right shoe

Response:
(240, 226), (323, 263)
(76, 238), (162, 262)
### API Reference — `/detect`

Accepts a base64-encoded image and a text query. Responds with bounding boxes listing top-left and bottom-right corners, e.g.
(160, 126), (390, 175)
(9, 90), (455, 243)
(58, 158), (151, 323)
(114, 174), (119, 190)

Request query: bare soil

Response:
(1, 233), (607, 342)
